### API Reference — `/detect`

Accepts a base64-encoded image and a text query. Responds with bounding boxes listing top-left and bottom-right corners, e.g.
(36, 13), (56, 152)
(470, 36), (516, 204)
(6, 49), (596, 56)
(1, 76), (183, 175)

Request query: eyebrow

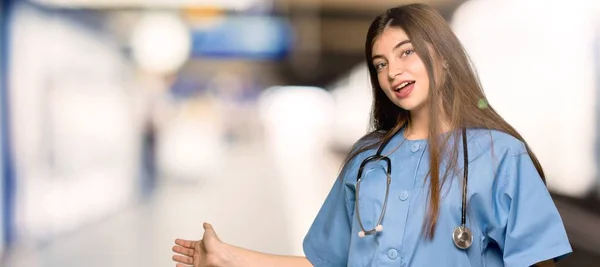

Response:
(371, 39), (412, 61)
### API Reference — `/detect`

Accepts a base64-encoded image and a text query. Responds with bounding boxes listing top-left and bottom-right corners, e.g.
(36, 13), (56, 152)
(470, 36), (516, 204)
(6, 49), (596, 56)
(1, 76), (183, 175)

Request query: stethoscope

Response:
(354, 128), (473, 250)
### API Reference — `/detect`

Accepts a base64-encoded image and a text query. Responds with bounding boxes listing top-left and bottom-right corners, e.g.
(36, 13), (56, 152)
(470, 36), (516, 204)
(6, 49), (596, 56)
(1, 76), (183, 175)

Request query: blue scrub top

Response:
(303, 128), (572, 267)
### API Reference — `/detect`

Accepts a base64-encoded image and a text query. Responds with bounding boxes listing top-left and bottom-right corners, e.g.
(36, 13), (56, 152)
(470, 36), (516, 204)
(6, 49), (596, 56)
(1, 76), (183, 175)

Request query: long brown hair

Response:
(345, 3), (546, 239)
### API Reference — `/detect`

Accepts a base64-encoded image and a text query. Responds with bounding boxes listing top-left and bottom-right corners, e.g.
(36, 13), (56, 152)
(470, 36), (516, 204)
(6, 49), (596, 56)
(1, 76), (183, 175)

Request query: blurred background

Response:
(0, 0), (599, 266)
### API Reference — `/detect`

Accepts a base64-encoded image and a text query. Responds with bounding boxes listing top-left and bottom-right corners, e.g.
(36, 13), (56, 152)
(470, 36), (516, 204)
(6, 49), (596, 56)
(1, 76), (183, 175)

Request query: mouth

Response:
(394, 81), (415, 92)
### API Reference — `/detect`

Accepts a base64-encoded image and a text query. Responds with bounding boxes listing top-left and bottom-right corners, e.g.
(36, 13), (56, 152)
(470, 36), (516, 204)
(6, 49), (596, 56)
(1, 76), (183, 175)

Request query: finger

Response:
(202, 223), (219, 242)
(176, 264), (191, 267)
(203, 222), (214, 232)
(172, 255), (194, 265)
(172, 246), (194, 257)
(175, 239), (197, 249)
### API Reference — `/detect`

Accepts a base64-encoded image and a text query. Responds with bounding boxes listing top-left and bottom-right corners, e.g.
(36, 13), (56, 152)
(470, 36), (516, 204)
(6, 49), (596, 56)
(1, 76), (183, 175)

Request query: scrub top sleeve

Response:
(490, 149), (572, 267)
(302, 163), (355, 267)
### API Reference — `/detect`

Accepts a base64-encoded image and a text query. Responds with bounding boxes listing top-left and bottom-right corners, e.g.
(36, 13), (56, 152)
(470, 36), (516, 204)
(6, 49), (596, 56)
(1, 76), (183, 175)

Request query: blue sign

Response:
(190, 16), (293, 60)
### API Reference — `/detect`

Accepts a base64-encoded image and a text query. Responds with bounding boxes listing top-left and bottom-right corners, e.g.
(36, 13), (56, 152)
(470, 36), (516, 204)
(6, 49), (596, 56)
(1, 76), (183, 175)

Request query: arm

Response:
(172, 225), (313, 267)
(225, 244), (312, 267)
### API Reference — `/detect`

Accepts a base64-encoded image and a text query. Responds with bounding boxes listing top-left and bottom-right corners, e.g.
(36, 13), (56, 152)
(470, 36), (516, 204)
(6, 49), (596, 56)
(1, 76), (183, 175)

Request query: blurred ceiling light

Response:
(129, 11), (191, 74)
(31, 0), (267, 11)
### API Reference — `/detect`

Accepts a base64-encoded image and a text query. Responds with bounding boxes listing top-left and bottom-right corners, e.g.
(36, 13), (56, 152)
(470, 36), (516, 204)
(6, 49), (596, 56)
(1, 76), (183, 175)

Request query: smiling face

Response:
(371, 27), (431, 113)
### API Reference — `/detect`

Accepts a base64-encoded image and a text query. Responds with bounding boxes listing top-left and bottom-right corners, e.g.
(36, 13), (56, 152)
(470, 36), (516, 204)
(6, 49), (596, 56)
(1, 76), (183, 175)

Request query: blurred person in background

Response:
(171, 3), (571, 267)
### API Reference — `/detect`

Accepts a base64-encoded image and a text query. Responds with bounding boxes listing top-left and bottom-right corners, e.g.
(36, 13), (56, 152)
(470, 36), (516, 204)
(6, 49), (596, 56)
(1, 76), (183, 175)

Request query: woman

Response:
(172, 3), (572, 267)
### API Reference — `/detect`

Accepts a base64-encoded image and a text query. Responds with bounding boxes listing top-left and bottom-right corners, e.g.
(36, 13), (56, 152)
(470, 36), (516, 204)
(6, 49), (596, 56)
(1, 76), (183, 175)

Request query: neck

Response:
(406, 106), (451, 140)
(406, 106), (429, 140)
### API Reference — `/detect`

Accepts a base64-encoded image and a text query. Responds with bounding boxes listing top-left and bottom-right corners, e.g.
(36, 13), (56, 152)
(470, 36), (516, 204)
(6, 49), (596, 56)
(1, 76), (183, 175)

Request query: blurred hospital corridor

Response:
(1, 133), (600, 267)
(0, 135), (342, 267)
(1, 0), (600, 266)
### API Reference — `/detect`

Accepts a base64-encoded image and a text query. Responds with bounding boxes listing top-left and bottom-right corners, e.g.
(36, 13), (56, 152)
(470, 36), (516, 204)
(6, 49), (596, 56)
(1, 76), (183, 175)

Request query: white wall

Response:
(9, 3), (142, 242)
(258, 86), (338, 255)
(451, 0), (600, 197)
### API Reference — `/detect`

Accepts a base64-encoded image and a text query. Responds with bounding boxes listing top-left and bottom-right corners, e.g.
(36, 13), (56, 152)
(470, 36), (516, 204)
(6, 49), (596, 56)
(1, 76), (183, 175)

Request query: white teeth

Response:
(395, 81), (413, 91)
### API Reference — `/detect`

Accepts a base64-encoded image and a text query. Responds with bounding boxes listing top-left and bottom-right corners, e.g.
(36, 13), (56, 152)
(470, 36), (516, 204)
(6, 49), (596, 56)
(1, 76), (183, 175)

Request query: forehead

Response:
(372, 27), (409, 54)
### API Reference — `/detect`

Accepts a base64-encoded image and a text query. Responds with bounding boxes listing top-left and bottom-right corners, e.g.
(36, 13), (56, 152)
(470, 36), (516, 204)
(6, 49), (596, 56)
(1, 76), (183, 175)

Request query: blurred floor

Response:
(0, 133), (341, 267)
(0, 139), (297, 267)
(1, 138), (600, 267)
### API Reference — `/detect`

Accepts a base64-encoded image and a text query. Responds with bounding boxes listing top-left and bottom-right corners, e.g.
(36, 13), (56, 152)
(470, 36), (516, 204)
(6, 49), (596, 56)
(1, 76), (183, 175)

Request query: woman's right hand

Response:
(172, 223), (231, 267)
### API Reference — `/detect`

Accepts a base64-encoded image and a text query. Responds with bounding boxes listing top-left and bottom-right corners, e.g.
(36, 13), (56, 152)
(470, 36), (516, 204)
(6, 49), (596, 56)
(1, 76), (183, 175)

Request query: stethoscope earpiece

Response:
(358, 231), (365, 238)
(357, 224), (383, 238)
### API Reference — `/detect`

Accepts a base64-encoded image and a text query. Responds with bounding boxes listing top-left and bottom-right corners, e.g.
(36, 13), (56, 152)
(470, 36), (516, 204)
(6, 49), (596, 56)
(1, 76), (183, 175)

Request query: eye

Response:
(374, 62), (387, 71)
(401, 49), (415, 57)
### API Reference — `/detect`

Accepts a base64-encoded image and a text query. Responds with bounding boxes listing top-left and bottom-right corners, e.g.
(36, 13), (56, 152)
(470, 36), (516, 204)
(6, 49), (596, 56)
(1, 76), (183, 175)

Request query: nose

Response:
(387, 61), (404, 81)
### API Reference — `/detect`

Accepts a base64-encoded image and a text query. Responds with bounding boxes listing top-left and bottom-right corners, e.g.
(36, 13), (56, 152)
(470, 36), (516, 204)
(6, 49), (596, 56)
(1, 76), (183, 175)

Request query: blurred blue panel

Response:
(190, 16), (293, 60)
(1, 0), (15, 249)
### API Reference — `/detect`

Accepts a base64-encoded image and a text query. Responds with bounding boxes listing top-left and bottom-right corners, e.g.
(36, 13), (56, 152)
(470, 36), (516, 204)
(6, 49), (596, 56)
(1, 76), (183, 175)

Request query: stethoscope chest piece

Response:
(452, 225), (473, 249)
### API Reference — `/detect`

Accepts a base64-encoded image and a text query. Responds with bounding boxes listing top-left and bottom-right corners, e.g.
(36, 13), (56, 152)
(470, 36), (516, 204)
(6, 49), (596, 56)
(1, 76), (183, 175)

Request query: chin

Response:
(388, 89), (426, 110)
(396, 100), (419, 111)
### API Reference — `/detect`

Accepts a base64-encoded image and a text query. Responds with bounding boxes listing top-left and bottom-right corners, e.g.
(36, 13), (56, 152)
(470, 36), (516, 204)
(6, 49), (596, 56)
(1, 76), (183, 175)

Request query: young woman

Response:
(171, 3), (572, 267)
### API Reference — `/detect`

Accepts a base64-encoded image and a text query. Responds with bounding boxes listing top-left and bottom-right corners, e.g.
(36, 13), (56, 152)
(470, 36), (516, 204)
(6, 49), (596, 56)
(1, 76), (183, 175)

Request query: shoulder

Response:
(339, 131), (384, 178)
(463, 128), (546, 188)
(346, 137), (379, 168)
(466, 128), (528, 158)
